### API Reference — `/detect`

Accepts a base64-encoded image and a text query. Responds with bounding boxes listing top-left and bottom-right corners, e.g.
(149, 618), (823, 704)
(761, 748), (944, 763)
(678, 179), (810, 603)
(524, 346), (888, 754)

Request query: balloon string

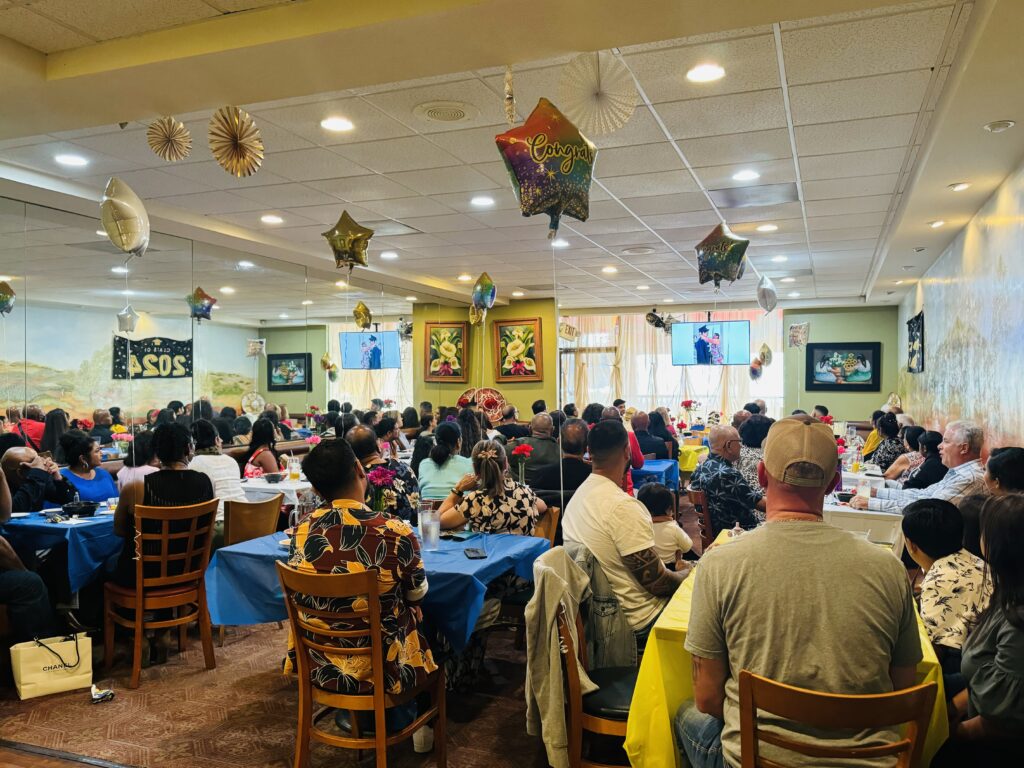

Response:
(504, 65), (516, 127)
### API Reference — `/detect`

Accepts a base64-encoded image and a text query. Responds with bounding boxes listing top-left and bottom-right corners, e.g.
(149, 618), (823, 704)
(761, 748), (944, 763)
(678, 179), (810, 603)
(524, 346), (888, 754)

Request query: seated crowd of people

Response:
(1, 393), (1021, 765)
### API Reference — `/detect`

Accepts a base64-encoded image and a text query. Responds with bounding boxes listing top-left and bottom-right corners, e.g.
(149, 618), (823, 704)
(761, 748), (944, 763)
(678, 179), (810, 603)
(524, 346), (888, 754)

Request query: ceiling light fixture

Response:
(405, 296), (418, 302)
(894, 280), (904, 285)
(457, 274), (472, 282)
(0, 275), (12, 282)
(470, 195), (495, 207)
(260, 214), (284, 224)
(756, 223), (778, 232)
(636, 285), (649, 290)
(279, 313), (289, 319)
(302, 299), (313, 305)
(121, 289), (134, 296)
(771, 255), (788, 263)
(511, 290), (525, 298)
(320, 116), (354, 132)
(601, 266), (618, 274)
(55, 154), (88, 167)
(780, 277), (795, 283)
(237, 260), (255, 269)
(686, 63), (725, 83)
(551, 238), (570, 248)
(948, 182), (970, 192)
(664, 298), (674, 303)
(219, 286), (235, 294)
(335, 280), (347, 287)
(380, 251), (398, 260)
(111, 266), (129, 274)
(788, 291), (801, 298)
(929, 220), (945, 228)
(732, 169), (760, 182)
(95, 229), (106, 237)
(983, 120), (1015, 133)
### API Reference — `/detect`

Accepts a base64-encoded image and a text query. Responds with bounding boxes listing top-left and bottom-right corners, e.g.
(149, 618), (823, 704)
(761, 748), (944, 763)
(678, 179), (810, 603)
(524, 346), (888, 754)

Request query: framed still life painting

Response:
(494, 317), (543, 383)
(805, 342), (882, 393)
(907, 311), (924, 373)
(424, 322), (468, 383)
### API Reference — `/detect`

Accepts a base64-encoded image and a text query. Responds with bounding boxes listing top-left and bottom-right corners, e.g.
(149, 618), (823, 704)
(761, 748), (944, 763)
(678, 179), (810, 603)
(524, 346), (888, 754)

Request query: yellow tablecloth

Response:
(624, 532), (948, 768)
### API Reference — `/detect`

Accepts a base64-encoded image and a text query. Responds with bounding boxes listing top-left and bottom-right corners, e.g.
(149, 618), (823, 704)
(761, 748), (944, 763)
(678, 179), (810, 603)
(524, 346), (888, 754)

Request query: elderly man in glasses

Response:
(689, 425), (765, 536)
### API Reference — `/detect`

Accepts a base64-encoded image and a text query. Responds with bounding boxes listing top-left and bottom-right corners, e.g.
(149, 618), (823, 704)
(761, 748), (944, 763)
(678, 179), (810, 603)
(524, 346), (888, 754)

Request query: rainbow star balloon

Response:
(187, 286), (217, 322)
(495, 98), (597, 236)
(0, 281), (15, 317)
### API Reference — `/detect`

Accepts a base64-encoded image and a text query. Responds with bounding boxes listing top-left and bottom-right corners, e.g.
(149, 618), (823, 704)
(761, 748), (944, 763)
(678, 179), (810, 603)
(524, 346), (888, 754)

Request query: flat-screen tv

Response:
(671, 321), (751, 366)
(340, 331), (401, 370)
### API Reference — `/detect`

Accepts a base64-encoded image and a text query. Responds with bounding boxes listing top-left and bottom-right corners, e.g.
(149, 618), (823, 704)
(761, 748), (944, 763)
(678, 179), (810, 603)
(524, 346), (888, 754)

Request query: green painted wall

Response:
(783, 307), (899, 422)
(412, 298), (557, 416)
(258, 325), (328, 414)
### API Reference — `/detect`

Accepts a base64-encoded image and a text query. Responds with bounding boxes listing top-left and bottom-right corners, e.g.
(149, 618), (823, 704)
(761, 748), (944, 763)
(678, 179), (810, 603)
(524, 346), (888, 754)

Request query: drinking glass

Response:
(419, 508), (440, 551)
(287, 455), (301, 481)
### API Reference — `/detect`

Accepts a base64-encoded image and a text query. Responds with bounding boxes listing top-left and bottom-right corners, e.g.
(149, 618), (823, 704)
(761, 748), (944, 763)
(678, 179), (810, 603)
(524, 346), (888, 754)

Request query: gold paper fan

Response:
(208, 106), (264, 177)
(147, 116), (191, 162)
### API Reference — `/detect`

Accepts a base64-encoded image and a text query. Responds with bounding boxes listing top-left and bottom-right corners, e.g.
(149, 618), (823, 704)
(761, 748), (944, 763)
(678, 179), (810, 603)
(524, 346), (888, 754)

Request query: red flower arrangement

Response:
(676, 421), (688, 432)
(681, 399), (695, 409)
(383, 399), (395, 408)
(511, 443), (533, 484)
(820, 414), (835, 426)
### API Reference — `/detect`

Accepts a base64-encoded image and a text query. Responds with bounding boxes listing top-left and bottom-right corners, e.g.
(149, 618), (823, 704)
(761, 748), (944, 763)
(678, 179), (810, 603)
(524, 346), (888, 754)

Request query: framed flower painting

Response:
(424, 322), (468, 383)
(493, 317), (543, 383)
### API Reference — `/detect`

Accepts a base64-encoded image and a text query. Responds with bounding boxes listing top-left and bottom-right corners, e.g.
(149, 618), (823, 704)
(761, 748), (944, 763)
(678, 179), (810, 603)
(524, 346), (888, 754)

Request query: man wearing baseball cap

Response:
(674, 415), (922, 768)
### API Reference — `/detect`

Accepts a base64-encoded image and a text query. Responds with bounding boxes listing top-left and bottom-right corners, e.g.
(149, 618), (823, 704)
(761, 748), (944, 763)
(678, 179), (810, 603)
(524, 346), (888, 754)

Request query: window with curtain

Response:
(559, 309), (784, 420)
(326, 321), (414, 410)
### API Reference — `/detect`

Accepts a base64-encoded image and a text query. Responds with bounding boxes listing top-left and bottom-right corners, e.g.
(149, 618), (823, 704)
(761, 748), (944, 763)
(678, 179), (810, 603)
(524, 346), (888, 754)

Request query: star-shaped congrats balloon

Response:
(0, 280), (15, 316)
(322, 211), (373, 272)
(495, 98), (597, 236)
(117, 305), (139, 333)
(187, 286), (217, 322)
(695, 223), (749, 289)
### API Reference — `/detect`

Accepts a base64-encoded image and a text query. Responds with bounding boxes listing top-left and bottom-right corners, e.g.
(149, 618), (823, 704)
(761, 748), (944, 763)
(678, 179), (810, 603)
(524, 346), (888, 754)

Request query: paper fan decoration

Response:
(147, 116), (192, 162)
(241, 391), (266, 416)
(559, 51), (638, 136)
(209, 106), (264, 177)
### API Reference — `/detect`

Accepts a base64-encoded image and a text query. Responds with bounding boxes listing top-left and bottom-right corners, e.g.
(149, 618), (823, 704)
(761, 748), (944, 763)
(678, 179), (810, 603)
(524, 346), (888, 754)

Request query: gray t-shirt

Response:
(685, 521), (922, 768)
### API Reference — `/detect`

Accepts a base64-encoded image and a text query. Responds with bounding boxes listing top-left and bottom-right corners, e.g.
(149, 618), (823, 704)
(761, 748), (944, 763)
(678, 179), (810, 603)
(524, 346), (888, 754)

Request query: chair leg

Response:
(178, 608), (188, 653)
(277, 621), (284, 630)
(374, 705), (387, 768)
(129, 614), (144, 690)
(197, 589), (216, 670)
(294, 683), (311, 768)
(103, 591), (114, 671)
(435, 667), (447, 768)
(219, 625), (226, 647)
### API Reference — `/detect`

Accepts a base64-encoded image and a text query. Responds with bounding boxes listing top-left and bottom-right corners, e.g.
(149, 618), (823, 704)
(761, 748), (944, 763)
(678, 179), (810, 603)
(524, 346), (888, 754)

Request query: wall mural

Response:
(899, 161), (1024, 447)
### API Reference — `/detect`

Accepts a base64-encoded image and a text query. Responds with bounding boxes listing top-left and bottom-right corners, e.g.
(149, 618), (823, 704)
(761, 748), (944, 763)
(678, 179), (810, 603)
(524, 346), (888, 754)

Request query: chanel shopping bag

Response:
(10, 633), (92, 700)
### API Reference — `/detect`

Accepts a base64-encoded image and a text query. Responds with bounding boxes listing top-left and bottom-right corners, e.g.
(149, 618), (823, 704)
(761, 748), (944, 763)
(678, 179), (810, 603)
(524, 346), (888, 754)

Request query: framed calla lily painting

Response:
(424, 322), (468, 383)
(494, 317), (543, 383)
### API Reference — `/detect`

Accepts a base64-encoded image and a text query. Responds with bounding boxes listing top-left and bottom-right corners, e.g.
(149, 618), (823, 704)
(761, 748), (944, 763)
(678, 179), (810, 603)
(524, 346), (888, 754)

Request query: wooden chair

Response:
(664, 441), (675, 457)
(557, 603), (637, 768)
(533, 506), (561, 548)
(219, 493), (284, 646)
(276, 562), (446, 768)
(103, 499), (219, 689)
(682, 436), (704, 447)
(738, 670), (936, 768)
(686, 487), (714, 554)
(503, 507), (560, 648)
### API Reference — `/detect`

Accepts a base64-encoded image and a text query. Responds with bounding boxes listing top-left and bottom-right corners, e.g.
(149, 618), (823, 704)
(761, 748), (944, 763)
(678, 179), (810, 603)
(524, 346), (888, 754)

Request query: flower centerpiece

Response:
(366, 465), (398, 514)
(305, 435), (322, 446)
(510, 443), (533, 484)
(383, 399), (395, 409)
(680, 399), (701, 425)
(111, 432), (134, 443)
(820, 414), (834, 426)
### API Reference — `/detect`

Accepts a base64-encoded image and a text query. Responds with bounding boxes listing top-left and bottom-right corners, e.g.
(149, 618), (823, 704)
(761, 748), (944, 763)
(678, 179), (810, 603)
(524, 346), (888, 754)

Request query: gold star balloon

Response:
(495, 98), (597, 236)
(469, 305), (485, 326)
(695, 223), (749, 289)
(322, 211), (373, 272)
(353, 301), (372, 329)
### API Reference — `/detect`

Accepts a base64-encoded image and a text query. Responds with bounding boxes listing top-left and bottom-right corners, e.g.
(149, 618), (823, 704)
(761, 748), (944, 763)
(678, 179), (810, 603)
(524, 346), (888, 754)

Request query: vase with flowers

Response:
(510, 443), (533, 484)
(366, 465), (398, 514)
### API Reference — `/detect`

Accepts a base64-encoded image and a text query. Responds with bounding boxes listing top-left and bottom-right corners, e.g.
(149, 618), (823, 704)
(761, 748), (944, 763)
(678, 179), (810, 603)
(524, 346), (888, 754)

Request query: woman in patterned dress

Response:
(437, 439), (546, 535)
(869, 412), (906, 472)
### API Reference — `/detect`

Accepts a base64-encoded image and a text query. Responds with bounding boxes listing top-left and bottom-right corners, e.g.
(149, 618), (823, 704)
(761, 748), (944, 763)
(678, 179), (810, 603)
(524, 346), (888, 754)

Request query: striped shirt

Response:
(868, 459), (986, 513)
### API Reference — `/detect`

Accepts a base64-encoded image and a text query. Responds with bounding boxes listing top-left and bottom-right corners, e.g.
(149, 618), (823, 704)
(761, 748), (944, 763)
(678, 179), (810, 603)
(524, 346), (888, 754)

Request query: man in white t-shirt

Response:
(563, 420), (690, 652)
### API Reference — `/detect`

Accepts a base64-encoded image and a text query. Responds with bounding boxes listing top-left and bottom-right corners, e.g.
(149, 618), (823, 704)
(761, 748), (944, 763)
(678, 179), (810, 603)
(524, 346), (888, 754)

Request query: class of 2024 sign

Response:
(112, 336), (193, 380)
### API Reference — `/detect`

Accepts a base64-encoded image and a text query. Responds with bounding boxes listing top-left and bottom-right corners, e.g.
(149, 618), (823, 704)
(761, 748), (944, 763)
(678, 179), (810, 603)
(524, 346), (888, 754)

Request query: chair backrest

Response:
(664, 441), (674, 456)
(275, 562), (385, 705)
(223, 493), (284, 546)
(133, 499), (219, 589)
(642, 452), (656, 461)
(686, 487), (714, 553)
(534, 506), (560, 547)
(738, 670), (936, 768)
(682, 437), (704, 446)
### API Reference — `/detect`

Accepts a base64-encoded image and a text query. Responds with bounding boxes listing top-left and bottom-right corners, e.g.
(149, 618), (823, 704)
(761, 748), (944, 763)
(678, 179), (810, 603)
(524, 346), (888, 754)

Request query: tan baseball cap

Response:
(762, 416), (839, 487)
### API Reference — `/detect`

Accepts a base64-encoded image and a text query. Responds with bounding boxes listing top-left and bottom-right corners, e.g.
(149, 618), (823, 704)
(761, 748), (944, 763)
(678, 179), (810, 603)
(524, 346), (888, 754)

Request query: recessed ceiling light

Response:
(260, 214), (284, 225)
(335, 280), (347, 288)
(212, 304), (221, 310)
(95, 229), (106, 237)
(771, 255), (788, 263)
(732, 169), (760, 182)
(405, 296), (417, 302)
(780, 277), (795, 283)
(601, 266), (618, 274)
(470, 195), (494, 207)
(219, 286), (235, 294)
(238, 260), (255, 269)
(111, 266), (129, 274)
(788, 291), (801, 298)
(902, 265), (915, 271)
(511, 290), (525, 297)
(457, 273), (472, 282)
(948, 182), (970, 192)
(301, 299), (313, 305)
(894, 280), (904, 285)
(929, 220), (945, 228)
(664, 298), (674, 303)
(279, 313), (289, 319)
(983, 120), (1015, 133)
(320, 116), (354, 132)
(551, 238), (570, 248)
(636, 285), (649, 290)
(121, 289), (133, 296)
(686, 63), (725, 83)
(380, 251), (398, 260)
(756, 224), (778, 232)
(55, 154), (88, 167)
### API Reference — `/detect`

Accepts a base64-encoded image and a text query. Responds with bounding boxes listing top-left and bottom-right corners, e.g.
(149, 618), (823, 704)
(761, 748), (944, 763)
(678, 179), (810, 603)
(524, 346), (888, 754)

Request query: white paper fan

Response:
(559, 51), (638, 136)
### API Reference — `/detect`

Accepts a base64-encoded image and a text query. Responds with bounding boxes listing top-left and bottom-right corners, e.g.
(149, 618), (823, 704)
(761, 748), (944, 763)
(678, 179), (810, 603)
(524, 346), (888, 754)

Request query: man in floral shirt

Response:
(689, 425), (765, 536)
(344, 425), (421, 523)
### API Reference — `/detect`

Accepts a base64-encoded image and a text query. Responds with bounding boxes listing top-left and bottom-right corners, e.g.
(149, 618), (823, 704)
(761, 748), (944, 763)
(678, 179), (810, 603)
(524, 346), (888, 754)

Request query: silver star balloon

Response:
(117, 305), (139, 333)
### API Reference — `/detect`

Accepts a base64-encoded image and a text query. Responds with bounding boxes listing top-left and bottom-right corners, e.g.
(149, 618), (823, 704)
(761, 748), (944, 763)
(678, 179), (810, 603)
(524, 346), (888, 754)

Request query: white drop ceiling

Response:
(0, 0), (988, 316)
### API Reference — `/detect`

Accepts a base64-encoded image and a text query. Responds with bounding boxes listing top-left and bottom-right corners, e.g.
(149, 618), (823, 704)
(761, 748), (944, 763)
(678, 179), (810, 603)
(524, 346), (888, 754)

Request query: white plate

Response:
(10, 512), (30, 518)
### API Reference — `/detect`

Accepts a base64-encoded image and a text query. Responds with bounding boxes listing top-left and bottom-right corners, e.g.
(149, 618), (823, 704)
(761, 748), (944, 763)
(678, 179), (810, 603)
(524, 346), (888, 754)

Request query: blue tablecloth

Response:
(205, 531), (548, 650)
(1, 511), (122, 593)
(632, 459), (681, 491)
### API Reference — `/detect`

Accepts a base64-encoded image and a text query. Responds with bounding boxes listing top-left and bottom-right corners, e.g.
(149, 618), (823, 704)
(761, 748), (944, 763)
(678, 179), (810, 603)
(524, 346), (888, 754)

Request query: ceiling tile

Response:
(694, 158), (796, 189)
(804, 195), (892, 217)
(398, 213), (486, 234)
(656, 90), (786, 140)
(151, 190), (266, 214)
(335, 136), (461, 173)
(781, 7), (952, 85)
(0, 140), (144, 177)
(433, 187), (520, 212)
(617, 192), (713, 216)
(794, 114), (918, 156)
(810, 227), (882, 243)
(305, 174), (416, 202)
(789, 71), (931, 125)
(252, 98), (413, 146)
(360, 196), (455, 219)
(595, 142), (682, 178)
(162, 160), (292, 190)
(803, 174), (899, 200)
(365, 78), (509, 133)
(28, 0), (219, 40)
(0, 6), (94, 53)
(807, 212), (888, 231)
(80, 168), (214, 198)
(386, 165), (499, 195)
(678, 128), (792, 167)
(234, 183), (339, 208)
(800, 147), (907, 181)
(482, 66), (564, 124)
(259, 147), (368, 182)
(599, 170), (700, 198)
(590, 106), (670, 149)
(427, 124), (507, 164)
(282, 203), (379, 225)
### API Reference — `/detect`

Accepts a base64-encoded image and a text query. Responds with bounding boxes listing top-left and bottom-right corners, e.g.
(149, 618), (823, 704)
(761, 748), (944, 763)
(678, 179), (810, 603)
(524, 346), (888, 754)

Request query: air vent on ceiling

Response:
(622, 246), (655, 256)
(413, 101), (479, 124)
(708, 182), (799, 209)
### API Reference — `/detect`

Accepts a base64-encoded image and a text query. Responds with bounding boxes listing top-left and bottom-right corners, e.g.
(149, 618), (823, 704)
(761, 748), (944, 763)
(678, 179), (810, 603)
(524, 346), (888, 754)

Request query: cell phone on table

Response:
(463, 547), (487, 560)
